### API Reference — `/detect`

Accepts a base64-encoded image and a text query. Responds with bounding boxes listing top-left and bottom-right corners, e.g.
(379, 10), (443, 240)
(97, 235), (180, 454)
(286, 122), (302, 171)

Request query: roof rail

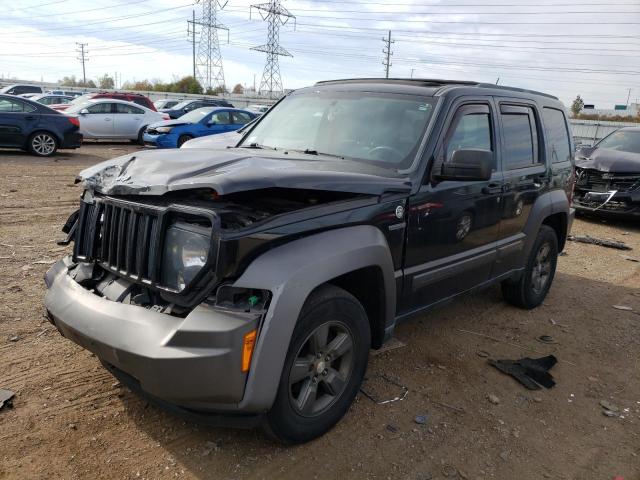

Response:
(313, 78), (558, 100)
(315, 78), (479, 86)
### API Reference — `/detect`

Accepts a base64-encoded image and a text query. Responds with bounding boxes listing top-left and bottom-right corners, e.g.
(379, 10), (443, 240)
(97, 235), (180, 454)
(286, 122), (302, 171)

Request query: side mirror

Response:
(437, 149), (493, 181)
(79, 108), (89, 115)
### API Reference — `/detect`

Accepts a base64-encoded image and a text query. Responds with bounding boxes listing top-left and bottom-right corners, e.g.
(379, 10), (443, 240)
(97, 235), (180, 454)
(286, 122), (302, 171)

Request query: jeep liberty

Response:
(44, 79), (575, 443)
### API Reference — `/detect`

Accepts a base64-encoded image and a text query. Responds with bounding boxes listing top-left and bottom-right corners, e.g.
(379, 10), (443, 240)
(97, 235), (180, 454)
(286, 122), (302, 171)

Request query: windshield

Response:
(178, 107), (217, 122)
(65, 101), (94, 113)
(171, 100), (192, 110)
(240, 90), (436, 169)
(68, 94), (93, 106)
(597, 130), (640, 154)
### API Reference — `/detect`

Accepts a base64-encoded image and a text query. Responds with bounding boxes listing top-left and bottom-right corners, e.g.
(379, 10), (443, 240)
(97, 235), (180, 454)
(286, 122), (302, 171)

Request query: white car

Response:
(65, 99), (168, 143)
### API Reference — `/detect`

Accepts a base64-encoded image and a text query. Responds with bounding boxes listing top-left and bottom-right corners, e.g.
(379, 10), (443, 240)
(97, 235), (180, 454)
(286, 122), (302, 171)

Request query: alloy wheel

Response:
(288, 321), (354, 417)
(32, 134), (56, 156)
(531, 242), (552, 294)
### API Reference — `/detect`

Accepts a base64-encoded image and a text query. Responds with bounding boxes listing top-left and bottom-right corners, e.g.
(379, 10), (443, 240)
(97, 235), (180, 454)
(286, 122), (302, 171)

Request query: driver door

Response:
(201, 110), (231, 136)
(402, 99), (503, 314)
(81, 102), (116, 138)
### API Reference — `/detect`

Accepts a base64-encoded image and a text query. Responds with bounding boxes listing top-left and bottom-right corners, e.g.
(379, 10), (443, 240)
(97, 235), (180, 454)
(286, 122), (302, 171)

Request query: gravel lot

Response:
(1, 144), (639, 480)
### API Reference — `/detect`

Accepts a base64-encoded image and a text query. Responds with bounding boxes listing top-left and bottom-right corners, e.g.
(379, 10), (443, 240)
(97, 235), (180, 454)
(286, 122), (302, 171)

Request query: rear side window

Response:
(210, 111), (231, 124)
(115, 103), (144, 114)
(233, 111), (253, 124)
(0, 98), (36, 112)
(500, 105), (539, 170)
(542, 108), (571, 163)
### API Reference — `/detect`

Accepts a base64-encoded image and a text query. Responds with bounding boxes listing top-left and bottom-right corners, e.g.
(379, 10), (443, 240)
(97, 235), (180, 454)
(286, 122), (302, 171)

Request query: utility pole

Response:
(410, 68), (415, 79)
(626, 88), (632, 108)
(192, 0), (229, 92)
(382, 31), (393, 79)
(76, 43), (88, 84)
(187, 10), (197, 79)
(251, 0), (295, 99)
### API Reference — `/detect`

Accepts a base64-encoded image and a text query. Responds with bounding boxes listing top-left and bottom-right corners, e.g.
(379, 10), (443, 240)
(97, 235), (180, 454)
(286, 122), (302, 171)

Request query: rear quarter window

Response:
(542, 108), (572, 163)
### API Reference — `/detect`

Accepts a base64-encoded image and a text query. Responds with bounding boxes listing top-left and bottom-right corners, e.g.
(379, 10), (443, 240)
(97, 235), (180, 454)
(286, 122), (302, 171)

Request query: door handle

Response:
(25, 116), (35, 120)
(482, 183), (503, 194)
(104, 118), (112, 121)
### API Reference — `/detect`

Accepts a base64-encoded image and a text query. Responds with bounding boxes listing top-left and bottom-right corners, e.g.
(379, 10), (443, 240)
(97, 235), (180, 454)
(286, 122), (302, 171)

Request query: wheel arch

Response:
(231, 225), (396, 412)
(28, 128), (62, 146)
(523, 189), (570, 257)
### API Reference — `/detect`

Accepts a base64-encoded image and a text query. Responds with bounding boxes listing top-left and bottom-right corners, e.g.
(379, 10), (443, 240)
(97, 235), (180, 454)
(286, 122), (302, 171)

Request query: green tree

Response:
(97, 74), (115, 89)
(172, 76), (203, 94)
(571, 95), (584, 117)
(59, 76), (78, 86)
(205, 85), (227, 96)
(232, 83), (244, 94)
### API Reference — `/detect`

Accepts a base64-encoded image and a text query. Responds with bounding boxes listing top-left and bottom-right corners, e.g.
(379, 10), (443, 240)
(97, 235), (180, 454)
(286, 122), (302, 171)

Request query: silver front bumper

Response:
(44, 258), (260, 411)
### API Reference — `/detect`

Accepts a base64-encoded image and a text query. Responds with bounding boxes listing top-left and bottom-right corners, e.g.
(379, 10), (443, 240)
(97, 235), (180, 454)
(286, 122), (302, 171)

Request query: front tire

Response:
(28, 131), (58, 157)
(177, 134), (193, 148)
(502, 225), (558, 309)
(136, 126), (147, 145)
(264, 284), (371, 444)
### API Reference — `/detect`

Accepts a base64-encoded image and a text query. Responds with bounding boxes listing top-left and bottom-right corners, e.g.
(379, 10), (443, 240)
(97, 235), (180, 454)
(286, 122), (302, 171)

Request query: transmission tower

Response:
(250, 0), (295, 98)
(193, 0), (229, 92)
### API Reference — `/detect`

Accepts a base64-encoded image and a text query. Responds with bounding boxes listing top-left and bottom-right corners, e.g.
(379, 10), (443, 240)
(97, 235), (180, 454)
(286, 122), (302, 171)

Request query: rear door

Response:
(201, 110), (232, 136)
(0, 98), (39, 146)
(81, 102), (116, 138)
(231, 111), (254, 130)
(113, 103), (145, 138)
(492, 100), (547, 276)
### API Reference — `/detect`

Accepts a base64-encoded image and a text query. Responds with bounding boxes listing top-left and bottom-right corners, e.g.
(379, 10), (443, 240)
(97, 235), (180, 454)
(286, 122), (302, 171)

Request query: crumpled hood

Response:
(78, 148), (412, 196)
(148, 118), (191, 129)
(576, 147), (640, 173)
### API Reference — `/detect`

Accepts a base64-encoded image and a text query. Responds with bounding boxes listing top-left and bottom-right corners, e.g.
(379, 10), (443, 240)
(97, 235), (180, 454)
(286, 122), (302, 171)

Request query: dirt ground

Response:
(1, 143), (639, 480)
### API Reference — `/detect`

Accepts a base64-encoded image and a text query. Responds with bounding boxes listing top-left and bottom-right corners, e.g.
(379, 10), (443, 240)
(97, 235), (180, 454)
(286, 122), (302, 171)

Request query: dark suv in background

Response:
(45, 79), (574, 444)
(50, 92), (156, 112)
(160, 98), (234, 118)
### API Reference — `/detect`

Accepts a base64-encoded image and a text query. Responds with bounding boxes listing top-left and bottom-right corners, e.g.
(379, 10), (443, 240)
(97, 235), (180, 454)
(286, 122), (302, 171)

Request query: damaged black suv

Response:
(45, 79), (575, 443)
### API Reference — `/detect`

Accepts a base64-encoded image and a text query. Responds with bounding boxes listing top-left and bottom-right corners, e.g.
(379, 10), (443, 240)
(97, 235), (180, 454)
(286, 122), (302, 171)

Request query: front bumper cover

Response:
(44, 258), (262, 413)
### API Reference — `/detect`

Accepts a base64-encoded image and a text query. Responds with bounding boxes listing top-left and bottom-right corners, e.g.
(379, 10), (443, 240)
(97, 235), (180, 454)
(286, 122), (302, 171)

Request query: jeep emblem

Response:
(395, 205), (405, 219)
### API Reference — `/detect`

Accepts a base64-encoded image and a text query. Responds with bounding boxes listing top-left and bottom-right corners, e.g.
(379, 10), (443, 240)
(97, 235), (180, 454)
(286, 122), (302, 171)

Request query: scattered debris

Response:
(533, 397), (543, 403)
(499, 451), (510, 462)
(549, 319), (569, 328)
(370, 337), (406, 356)
(599, 400), (619, 413)
(385, 424), (399, 433)
(558, 251), (568, 256)
(8, 335), (19, 342)
(32, 259), (55, 265)
(612, 305), (633, 311)
(360, 374), (409, 405)
(0, 389), (15, 410)
(68, 423), (77, 430)
(621, 255), (639, 263)
(434, 401), (465, 414)
(441, 465), (458, 478)
(567, 235), (632, 251)
(487, 394), (500, 405)
(602, 409), (619, 418)
(476, 350), (490, 358)
(489, 355), (558, 390)
(414, 414), (428, 425)
(536, 334), (557, 344)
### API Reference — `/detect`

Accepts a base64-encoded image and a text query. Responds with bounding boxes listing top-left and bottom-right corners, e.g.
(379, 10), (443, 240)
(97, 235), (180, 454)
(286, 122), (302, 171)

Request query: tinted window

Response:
(501, 107), (537, 169)
(0, 98), (35, 112)
(184, 102), (201, 112)
(210, 111), (231, 125)
(445, 112), (492, 162)
(131, 98), (149, 108)
(542, 108), (571, 163)
(115, 103), (144, 114)
(87, 103), (112, 114)
(233, 111), (253, 124)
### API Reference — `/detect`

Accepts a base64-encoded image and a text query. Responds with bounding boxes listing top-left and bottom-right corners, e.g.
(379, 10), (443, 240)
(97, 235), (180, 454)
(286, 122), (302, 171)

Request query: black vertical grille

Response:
(73, 199), (163, 284)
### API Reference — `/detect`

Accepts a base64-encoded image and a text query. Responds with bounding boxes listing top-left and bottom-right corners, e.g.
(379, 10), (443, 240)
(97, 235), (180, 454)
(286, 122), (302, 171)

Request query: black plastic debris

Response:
(0, 389), (15, 410)
(489, 355), (558, 390)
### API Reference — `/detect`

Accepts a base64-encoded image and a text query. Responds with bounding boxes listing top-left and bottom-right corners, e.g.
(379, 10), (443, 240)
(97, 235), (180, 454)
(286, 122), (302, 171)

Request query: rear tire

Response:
(264, 284), (371, 444)
(502, 225), (558, 309)
(177, 134), (193, 148)
(28, 131), (58, 157)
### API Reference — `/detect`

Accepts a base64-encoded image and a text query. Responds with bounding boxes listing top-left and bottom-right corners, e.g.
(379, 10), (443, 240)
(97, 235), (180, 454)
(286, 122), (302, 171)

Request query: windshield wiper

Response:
(239, 142), (277, 150)
(290, 148), (344, 159)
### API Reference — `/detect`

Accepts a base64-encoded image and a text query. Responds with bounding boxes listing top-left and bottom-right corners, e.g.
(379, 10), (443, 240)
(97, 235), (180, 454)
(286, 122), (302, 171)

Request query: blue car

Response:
(143, 107), (256, 148)
(0, 93), (82, 156)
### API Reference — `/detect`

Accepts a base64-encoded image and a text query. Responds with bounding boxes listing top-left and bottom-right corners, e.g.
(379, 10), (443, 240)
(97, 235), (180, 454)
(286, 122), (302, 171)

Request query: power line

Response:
(76, 42), (88, 83)
(382, 30), (393, 78)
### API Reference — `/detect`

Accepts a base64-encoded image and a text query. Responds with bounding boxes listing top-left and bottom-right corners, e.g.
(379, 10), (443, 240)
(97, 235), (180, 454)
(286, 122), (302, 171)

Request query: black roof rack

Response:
(314, 78), (558, 100)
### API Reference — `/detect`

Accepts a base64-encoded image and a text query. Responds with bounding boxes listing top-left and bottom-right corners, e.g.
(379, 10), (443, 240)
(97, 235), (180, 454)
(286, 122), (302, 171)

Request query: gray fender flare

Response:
(522, 189), (569, 261)
(232, 225), (396, 412)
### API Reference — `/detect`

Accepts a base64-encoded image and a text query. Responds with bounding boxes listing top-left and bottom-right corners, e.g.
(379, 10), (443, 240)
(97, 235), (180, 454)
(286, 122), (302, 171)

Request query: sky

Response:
(1, 0), (640, 108)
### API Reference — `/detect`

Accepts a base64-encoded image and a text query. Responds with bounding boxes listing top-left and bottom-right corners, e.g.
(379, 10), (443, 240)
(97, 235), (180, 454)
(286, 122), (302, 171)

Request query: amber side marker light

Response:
(242, 329), (258, 373)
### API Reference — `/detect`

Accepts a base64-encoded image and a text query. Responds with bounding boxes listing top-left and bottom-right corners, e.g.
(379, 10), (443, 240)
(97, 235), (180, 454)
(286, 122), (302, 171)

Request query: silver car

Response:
(65, 99), (168, 143)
